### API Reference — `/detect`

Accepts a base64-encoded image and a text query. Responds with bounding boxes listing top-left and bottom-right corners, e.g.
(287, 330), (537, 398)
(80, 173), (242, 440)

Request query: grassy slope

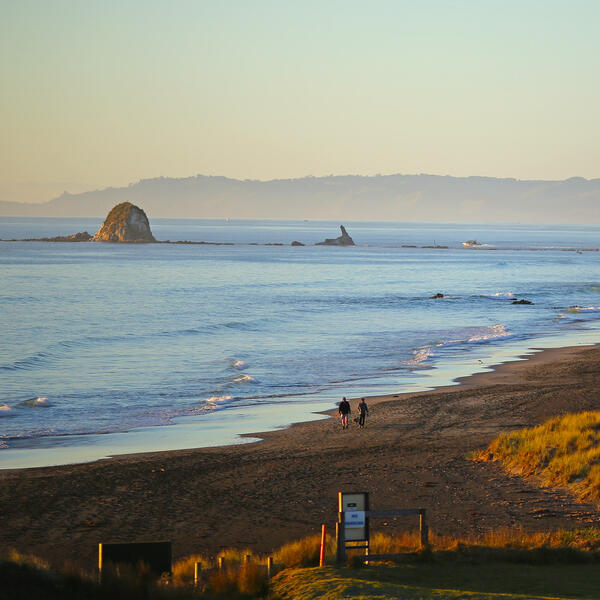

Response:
(476, 411), (600, 504)
(272, 563), (600, 600)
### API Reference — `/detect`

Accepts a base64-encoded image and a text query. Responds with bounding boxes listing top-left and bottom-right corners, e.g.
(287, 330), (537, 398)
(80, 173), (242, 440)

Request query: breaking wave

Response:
(187, 395), (235, 413)
(480, 292), (515, 300)
(567, 306), (600, 313)
(437, 324), (513, 345)
(233, 374), (256, 383)
(20, 397), (52, 407)
(407, 346), (435, 365)
(403, 325), (513, 367)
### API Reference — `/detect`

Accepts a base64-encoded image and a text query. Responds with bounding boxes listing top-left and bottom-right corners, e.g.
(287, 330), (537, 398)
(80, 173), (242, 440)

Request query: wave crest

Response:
(20, 397), (52, 408)
(233, 374), (256, 383)
(567, 305), (600, 313)
(480, 292), (515, 299)
(407, 346), (435, 365)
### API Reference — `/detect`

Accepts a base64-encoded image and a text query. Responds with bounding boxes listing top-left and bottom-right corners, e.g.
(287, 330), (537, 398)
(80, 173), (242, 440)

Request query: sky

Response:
(1, 0), (599, 203)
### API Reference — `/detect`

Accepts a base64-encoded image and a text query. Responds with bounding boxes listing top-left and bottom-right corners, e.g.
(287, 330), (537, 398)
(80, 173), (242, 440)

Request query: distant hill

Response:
(1, 174), (599, 223)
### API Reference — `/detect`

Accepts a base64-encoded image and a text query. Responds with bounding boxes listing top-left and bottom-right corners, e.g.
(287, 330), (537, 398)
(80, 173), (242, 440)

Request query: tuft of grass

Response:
(474, 411), (600, 503)
(172, 553), (206, 586)
(204, 563), (268, 598)
(7, 548), (51, 571)
(274, 534), (336, 568)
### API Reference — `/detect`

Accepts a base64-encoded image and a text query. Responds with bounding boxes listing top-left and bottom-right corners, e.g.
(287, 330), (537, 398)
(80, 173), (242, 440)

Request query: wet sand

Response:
(2, 344), (600, 568)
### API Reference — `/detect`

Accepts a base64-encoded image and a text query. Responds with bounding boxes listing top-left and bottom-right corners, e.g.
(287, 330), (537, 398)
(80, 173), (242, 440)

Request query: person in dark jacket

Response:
(357, 397), (369, 428)
(338, 396), (351, 429)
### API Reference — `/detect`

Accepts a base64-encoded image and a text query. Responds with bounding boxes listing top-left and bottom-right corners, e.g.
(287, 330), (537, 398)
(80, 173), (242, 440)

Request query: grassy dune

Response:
(272, 563), (600, 600)
(476, 411), (600, 503)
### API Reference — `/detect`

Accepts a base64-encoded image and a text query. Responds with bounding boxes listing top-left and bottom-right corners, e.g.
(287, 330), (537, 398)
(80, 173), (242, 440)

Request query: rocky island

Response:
(4, 202), (156, 243)
(92, 202), (155, 243)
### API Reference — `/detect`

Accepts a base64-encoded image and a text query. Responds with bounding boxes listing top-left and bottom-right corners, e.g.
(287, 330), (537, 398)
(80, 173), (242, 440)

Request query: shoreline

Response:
(3, 337), (598, 471)
(2, 342), (600, 567)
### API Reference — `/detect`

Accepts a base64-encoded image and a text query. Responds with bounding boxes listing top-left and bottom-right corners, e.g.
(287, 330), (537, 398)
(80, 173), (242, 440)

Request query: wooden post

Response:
(193, 562), (202, 587)
(335, 516), (346, 565)
(319, 524), (326, 567)
(266, 556), (273, 578)
(419, 509), (429, 548)
(218, 556), (225, 570)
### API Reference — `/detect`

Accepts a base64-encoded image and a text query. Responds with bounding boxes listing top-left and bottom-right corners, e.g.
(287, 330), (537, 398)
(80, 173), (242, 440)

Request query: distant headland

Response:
(1, 173), (599, 224)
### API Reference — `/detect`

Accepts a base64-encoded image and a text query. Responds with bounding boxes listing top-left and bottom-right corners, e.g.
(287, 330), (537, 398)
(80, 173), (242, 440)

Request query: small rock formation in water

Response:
(16, 231), (92, 242)
(315, 225), (355, 246)
(429, 293), (444, 299)
(291, 241), (305, 246)
(512, 299), (534, 305)
(93, 202), (155, 243)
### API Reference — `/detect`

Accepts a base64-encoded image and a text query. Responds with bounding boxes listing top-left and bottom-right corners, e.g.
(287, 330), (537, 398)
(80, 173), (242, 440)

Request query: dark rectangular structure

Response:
(98, 541), (172, 576)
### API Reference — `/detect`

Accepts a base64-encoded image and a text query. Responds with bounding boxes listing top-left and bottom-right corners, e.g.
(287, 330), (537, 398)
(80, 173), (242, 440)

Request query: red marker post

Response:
(319, 524), (326, 567)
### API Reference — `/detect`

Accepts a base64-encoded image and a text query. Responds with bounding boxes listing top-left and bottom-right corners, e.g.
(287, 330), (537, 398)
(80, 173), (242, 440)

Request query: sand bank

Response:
(1, 344), (600, 568)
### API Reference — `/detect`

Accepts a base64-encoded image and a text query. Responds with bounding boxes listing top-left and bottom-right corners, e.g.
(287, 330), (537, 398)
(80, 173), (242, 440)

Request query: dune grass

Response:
(6, 525), (600, 599)
(475, 411), (600, 503)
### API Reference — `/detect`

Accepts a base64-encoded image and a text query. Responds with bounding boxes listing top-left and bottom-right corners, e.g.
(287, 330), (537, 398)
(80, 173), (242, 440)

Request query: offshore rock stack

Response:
(92, 202), (155, 243)
(315, 225), (355, 246)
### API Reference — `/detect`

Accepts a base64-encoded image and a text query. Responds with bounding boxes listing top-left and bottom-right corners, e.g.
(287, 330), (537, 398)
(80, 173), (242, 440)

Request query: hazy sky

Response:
(2, 0), (599, 202)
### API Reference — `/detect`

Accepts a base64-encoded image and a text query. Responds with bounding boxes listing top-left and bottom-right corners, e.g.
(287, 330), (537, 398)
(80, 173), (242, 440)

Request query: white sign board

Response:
(345, 510), (365, 528)
(339, 492), (369, 542)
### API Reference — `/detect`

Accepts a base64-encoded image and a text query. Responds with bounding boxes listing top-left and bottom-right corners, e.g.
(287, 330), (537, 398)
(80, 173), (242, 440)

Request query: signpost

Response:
(336, 491), (429, 564)
(337, 492), (369, 562)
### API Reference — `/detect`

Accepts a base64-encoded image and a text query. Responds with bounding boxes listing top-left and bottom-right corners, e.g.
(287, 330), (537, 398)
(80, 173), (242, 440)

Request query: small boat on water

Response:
(462, 240), (482, 247)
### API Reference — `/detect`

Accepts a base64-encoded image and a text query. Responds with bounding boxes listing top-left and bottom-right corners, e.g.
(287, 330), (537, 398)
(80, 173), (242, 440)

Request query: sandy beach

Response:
(2, 344), (600, 568)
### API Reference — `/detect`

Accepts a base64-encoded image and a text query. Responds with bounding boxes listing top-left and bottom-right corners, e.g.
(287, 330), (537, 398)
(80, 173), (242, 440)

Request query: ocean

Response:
(1, 217), (600, 469)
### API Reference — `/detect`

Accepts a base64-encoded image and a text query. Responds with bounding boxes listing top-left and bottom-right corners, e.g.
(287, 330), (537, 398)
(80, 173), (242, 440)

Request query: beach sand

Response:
(2, 344), (600, 568)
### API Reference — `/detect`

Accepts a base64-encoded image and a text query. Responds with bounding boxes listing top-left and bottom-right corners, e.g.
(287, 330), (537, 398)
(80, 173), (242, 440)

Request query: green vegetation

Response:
(475, 411), (600, 503)
(5, 528), (600, 599)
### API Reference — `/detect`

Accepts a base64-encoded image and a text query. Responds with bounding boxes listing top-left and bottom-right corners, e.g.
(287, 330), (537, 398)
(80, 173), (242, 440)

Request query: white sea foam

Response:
(233, 374), (256, 383)
(20, 397), (52, 407)
(567, 306), (600, 313)
(189, 395), (234, 413)
(206, 395), (233, 405)
(465, 324), (512, 343)
(435, 324), (513, 348)
(481, 292), (515, 299)
(408, 346), (435, 365)
(0, 404), (12, 416)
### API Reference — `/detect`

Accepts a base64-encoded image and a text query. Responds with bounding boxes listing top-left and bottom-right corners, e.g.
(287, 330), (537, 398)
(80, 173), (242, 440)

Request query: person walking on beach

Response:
(357, 397), (369, 428)
(338, 396), (351, 429)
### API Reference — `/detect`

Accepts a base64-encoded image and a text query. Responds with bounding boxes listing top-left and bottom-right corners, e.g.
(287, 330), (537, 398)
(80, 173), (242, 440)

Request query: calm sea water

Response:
(1, 218), (600, 468)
